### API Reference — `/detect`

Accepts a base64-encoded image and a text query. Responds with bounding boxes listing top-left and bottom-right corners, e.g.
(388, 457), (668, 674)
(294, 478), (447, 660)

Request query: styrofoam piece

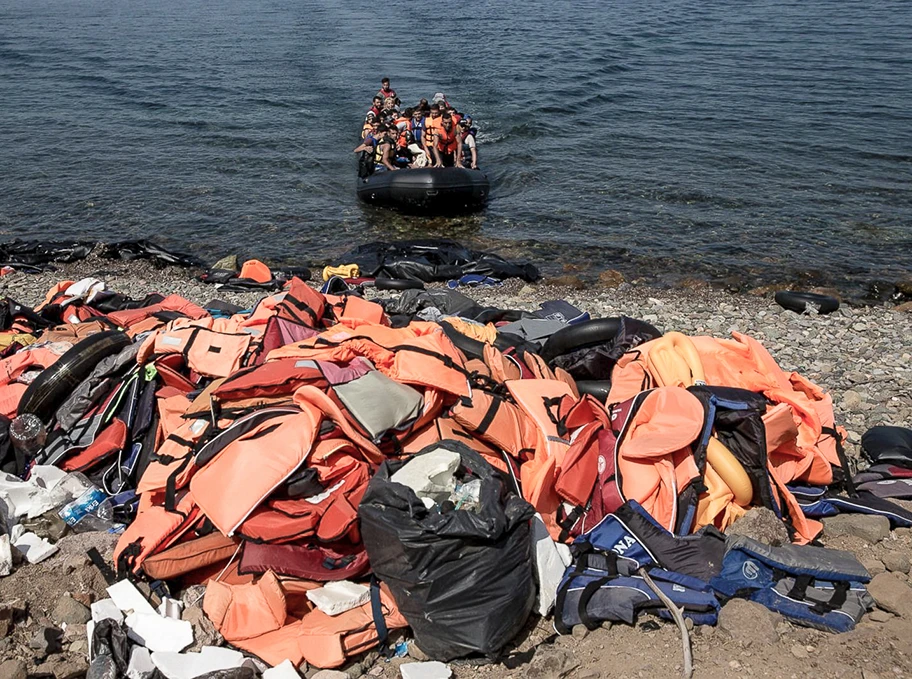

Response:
(263, 659), (301, 679)
(29, 465), (69, 490)
(306, 580), (370, 616)
(127, 646), (156, 679)
(157, 597), (183, 620)
(107, 579), (157, 616)
(0, 535), (12, 577)
(400, 662), (452, 679)
(91, 598), (125, 624)
(391, 448), (460, 503)
(126, 612), (193, 653)
(531, 513), (572, 615)
(12, 531), (59, 563)
(86, 619), (95, 660)
(151, 646), (246, 679)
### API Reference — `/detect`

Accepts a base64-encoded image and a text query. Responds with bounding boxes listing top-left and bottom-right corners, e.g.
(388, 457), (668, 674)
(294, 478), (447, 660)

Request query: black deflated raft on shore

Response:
(357, 167), (489, 215)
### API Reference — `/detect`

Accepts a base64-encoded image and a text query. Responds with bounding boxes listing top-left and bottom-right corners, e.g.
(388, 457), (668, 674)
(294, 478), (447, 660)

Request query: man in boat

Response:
(353, 124), (399, 172)
(366, 96), (383, 122)
(432, 115), (459, 168)
(377, 78), (398, 105)
(422, 104), (444, 152)
(456, 117), (478, 170)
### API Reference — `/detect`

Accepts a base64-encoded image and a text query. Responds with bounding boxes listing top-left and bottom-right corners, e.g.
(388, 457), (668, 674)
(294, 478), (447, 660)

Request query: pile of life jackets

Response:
(0, 273), (895, 669)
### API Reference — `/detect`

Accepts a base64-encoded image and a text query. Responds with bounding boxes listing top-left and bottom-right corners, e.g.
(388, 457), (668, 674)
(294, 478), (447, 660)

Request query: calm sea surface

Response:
(1, 0), (910, 296)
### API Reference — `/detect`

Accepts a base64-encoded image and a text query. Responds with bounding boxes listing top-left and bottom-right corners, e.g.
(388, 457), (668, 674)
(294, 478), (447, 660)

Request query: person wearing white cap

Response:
(431, 92), (448, 107)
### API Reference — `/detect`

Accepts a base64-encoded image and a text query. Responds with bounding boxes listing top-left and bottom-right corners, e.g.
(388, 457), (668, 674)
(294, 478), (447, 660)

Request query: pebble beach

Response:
(2, 254), (912, 679)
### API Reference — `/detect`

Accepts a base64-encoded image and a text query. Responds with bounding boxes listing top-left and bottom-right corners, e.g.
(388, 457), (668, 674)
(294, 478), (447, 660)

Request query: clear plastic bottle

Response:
(452, 479), (482, 512)
(58, 484), (117, 533)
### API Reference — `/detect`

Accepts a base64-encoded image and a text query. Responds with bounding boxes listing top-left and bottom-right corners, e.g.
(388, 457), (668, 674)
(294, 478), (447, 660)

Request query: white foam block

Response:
(125, 612), (193, 653)
(91, 598), (125, 624)
(127, 646), (156, 679)
(151, 646), (246, 679)
(0, 535), (12, 577)
(306, 580), (370, 617)
(107, 579), (157, 616)
(12, 531), (59, 563)
(400, 662), (452, 679)
(263, 659), (301, 679)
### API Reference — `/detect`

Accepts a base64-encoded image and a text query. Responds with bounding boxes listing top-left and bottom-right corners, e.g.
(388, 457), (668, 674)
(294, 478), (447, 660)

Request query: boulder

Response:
(547, 275), (586, 290)
(526, 647), (580, 679)
(879, 549), (911, 575)
(182, 605), (223, 651)
(0, 660), (26, 679)
(726, 507), (789, 546)
(34, 655), (90, 679)
(822, 515), (890, 544)
(867, 573), (912, 617)
(29, 626), (63, 656)
(717, 599), (779, 646)
(52, 595), (91, 626)
(598, 270), (625, 288)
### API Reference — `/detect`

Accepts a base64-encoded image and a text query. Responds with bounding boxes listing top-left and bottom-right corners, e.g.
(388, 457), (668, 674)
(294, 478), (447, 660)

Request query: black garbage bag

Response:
(86, 618), (131, 679)
(862, 426), (912, 468)
(359, 440), (536, 661)
(339, 239), (541, 283)
(0, 239), (93, 268)
(99, 240), (205, 268)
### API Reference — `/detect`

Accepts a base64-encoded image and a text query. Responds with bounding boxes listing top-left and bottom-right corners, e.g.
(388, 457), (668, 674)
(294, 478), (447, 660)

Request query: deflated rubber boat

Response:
(356, 167), (489, 215)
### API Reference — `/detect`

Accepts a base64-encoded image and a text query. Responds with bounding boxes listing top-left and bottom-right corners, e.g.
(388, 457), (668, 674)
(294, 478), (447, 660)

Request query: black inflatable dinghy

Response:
(357, 167), (489, 214)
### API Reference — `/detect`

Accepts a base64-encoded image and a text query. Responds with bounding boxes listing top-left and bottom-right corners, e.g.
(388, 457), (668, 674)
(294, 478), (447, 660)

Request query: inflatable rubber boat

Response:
(356, 167), (489, 215)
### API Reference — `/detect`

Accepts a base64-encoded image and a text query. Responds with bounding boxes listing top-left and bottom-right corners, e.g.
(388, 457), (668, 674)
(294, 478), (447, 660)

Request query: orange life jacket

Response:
(436, 124), (458, 154)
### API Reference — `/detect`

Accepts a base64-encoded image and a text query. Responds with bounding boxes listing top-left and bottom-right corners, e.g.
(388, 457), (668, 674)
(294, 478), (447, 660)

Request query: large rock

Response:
(726, 507), (789, 546)
(867, 573), (912, 617)
(29, 626), (63, 656)
(717, 599), (779, 646)
(822, 514), (890, 544)
(52, 595), (91, 626)
(547, 275), (586, 290)
(182, 605), (223, 651)
(0, 659), (26, 679)
(598, 270), (625, 288)
(526, 647), (580, 679)
(310, 671), (348, 679)
(879, 548), (911, 575)
(34, 655), (90, 679)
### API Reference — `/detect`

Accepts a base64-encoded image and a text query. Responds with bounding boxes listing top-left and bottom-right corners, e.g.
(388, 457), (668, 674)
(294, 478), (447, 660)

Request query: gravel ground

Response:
(1, 256), (912, 678)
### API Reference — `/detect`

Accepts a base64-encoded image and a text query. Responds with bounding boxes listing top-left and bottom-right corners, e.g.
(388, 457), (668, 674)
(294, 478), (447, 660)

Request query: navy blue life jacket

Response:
(790, 485), (912, 529)
(710, 535), (873, 633)
(554, 502), (725, 633)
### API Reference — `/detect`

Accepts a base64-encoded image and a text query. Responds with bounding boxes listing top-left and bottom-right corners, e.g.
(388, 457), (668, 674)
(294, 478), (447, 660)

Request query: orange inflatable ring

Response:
(706, 437), (753, 506)
(646, 331), (706, 387)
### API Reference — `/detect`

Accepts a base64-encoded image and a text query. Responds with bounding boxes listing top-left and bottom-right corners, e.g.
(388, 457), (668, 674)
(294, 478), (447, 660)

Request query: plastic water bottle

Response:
(58, 485), (117, 533)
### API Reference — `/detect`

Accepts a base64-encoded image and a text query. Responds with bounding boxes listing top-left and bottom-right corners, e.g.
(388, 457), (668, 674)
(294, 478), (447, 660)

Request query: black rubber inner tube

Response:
(18, 330), (133, 421)
(374, 278), (425, 291)
(541, 317), (624, 363)
(774, 291), (839, 315)
(441, 321), (486, 360)
(575, 380), (612, 403)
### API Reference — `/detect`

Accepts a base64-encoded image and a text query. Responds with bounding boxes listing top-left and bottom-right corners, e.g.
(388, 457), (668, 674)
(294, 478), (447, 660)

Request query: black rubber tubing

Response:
(774, 291), (840, 315)
(373, 278), (425, 291)
(575, 380), (612, 403)
(441, 320), (486, 360)
(18, 330), (133, 422)
(540, 317), (624, 362)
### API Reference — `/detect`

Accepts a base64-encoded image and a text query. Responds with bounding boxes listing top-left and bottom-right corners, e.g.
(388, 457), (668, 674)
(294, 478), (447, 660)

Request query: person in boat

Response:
(431, 92), (448, 108)
(409, 108), (426, 149)
(456, 117), (478, 170)
(432, 114), (459, 168)
(353, 124), (398, 172)
(422, 104), (444, 152)
(366, 96), (383, 122)
(380, 97), (399, 126)
(417, 98), (430, 115)
(377, 78), (398, 105)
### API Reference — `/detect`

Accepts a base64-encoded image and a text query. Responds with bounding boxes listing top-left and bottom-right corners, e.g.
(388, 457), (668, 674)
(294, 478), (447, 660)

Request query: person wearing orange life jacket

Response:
(422, 104), (444, 151)
(432, 115), (459, 168)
